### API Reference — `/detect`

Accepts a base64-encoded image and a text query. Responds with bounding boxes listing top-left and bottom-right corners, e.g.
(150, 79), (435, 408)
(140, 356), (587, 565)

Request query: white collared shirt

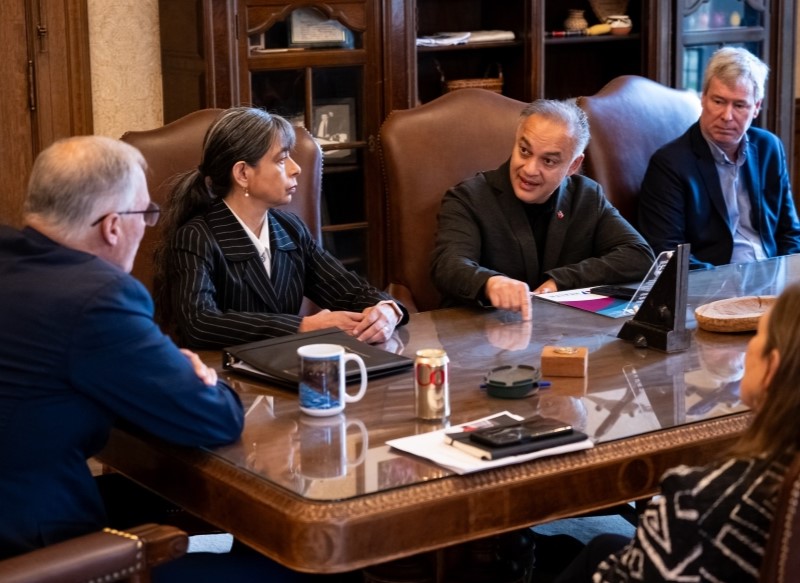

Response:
(223, 200), (271, 277)
(701, 131), (766, 264)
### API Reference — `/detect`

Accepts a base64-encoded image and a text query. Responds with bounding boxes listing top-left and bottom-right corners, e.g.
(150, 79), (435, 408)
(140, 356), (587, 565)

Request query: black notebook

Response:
(444, 415), (588, 461)
(222, 328), (414, 390)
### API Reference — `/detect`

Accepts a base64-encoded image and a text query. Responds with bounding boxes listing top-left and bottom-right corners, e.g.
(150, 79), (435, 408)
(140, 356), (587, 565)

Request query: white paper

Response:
(416, 32), (471, 47)
(386, 411), (594, 475)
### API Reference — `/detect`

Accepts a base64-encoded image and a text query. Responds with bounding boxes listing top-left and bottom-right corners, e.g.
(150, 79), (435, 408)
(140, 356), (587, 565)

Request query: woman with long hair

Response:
(556, 282), (800, 582)
(154, 107), (405, 349)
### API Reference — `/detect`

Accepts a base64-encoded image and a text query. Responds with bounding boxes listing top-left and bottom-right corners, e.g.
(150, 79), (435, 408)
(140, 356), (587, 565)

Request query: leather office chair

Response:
(121, 109), (323, 294)
(0, 523), (187, 583)
(760, 451), (800, 583)
(379, 88), (526, 312)
(576, 75), (701, 227)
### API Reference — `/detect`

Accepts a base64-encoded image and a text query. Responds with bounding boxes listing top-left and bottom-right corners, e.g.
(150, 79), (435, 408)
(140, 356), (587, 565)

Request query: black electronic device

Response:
(469, 416), (573, 448)
(589, 285), (637, 300)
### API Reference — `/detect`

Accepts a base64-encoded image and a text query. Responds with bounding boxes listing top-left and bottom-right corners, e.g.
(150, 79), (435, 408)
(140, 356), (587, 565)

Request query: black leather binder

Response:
(222, 328), (414, 390)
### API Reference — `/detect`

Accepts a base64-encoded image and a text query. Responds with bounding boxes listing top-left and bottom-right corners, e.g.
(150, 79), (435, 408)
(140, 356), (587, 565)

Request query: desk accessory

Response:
(297, 344), (367, 416)
(541, 346), (588, 377)
(449, 417), (584, 461)
(387, 412), (594, 474)
(223, 328), (413, 389)
(695, 295), (776, 333)
(470, 416), (572, 446)
(484, 365), (542, 398)
(617, 244), (690, 352)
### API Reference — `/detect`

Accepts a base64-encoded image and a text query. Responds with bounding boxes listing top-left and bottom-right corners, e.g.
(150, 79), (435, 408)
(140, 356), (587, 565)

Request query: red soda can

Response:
(414, 348), (450, 420)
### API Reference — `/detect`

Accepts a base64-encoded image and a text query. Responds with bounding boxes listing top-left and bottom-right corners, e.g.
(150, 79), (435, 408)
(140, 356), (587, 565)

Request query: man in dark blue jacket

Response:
(0, 136), (245, 558)
(638, 47), (800, 270)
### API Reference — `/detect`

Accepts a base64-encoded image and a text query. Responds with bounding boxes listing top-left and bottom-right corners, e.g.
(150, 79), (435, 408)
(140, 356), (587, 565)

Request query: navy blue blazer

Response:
(171, 202), (407, 349)
(639, 122), (800, 269)
(0, 226), (244, 558)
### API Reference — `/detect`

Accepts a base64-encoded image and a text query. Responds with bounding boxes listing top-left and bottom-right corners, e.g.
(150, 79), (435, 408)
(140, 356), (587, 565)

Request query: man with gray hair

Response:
(431, 98), (654, 320)
(0, 136), (245, 560)
(639, 46), (800, 269)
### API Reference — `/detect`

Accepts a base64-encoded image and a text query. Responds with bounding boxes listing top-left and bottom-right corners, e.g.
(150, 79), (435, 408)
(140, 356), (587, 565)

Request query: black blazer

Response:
(171, 201), (406, 348)
(639, 122), (800, 269)
(430, 161), (655, 304)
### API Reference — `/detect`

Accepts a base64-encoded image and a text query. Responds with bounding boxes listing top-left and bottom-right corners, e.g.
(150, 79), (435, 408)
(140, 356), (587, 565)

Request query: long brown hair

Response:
(730, 282), (800, 459)
(152, 107), (295, 329)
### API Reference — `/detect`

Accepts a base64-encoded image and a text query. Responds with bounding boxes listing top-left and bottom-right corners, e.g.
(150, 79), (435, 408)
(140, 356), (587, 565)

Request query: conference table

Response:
(97, 255), (798, 574)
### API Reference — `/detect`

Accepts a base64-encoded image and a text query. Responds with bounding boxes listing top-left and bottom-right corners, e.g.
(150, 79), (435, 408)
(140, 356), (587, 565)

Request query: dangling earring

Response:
(244, 187), (250, 198)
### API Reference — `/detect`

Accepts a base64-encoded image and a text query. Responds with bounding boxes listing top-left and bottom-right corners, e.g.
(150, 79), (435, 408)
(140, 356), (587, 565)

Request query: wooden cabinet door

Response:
(0, 0), (92, 227)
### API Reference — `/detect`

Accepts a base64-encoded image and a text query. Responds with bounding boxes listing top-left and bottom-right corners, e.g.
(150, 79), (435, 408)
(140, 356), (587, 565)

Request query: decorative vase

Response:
(605, 14), (632, 36)
(564, 9), (589, 32)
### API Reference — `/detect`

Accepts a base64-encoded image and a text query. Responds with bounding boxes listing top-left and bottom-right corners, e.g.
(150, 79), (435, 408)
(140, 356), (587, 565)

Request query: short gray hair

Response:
(24, 136), (146, 229)
(519, 99), (590, 159)
(702, 46), (769, 103)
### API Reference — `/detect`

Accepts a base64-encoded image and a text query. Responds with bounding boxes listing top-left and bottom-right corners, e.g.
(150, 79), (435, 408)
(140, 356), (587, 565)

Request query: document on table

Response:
(386, 412), (594, 475)
(534, 287), (633, 318)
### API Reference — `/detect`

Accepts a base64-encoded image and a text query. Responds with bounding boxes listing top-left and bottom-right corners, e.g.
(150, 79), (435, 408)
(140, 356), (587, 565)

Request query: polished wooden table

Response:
(98, 255), (797, 573)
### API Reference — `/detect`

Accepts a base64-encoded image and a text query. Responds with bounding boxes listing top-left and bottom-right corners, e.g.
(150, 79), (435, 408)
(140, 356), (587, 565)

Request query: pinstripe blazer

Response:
(171, 201), (403, 349)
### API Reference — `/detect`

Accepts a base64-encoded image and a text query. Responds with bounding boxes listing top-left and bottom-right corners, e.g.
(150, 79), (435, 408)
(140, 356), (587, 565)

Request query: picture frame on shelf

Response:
(313, 99), (356, 164)
(289, 7), (354, 49)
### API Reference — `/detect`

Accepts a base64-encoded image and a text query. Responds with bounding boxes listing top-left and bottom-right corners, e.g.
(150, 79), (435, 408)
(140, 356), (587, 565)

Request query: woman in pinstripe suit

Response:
(154, 107), (406, 350)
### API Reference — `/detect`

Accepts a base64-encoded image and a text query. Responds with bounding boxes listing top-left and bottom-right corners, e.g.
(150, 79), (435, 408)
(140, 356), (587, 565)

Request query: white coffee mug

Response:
(297, 344), (367, 416)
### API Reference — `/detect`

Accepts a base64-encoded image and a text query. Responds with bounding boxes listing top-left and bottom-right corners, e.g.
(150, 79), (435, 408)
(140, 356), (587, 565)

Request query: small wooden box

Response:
(541, 346), (588, 377)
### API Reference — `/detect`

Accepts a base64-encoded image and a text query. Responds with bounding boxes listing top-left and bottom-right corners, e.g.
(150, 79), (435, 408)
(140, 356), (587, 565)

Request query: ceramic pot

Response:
(606, 14), (632, 35)
(564, 9), (589, 32)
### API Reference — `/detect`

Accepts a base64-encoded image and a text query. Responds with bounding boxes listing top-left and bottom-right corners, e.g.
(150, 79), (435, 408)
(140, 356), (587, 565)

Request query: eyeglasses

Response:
(90, 202), (161, 227)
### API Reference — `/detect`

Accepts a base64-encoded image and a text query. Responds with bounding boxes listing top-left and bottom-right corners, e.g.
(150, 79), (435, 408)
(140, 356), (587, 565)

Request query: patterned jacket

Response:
(595, 453), (790, 582)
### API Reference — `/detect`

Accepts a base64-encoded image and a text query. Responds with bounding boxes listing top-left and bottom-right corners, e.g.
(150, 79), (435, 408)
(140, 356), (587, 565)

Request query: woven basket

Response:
(588, 0), (630, 22)
(437, 62), (503, 94)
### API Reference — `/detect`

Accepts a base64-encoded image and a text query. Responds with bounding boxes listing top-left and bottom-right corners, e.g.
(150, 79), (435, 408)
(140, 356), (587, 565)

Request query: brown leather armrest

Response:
(0, 523), (188, 583)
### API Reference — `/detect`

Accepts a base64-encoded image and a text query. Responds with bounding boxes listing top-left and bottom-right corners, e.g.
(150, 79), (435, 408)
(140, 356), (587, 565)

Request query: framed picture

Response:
(289, 8), (354, 49)
(313, 99), (356, 164)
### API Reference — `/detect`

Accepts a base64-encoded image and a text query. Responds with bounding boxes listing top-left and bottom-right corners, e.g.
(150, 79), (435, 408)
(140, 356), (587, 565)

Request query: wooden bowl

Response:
(694, 295), (776, 333)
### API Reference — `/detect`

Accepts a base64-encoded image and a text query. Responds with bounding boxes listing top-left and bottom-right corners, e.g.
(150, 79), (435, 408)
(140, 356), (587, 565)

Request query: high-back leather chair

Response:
(760, 451), (800, 582)
(0, 523), (187, 583)
(576, 75), (701, 226)
(379, 89), (526, 312)
(121, 109), (322, 293)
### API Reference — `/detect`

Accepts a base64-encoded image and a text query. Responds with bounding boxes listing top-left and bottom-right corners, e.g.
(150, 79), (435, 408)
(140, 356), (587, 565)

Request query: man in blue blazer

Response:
(0, 137), (246, 559)
(639, 47), (800, 270)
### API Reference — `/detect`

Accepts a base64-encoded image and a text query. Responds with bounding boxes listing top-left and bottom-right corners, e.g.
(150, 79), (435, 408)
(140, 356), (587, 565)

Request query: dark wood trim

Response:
(769, 0), (795, 156)
(382, 0), (416, 112)
(793, 97), (800, 201)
